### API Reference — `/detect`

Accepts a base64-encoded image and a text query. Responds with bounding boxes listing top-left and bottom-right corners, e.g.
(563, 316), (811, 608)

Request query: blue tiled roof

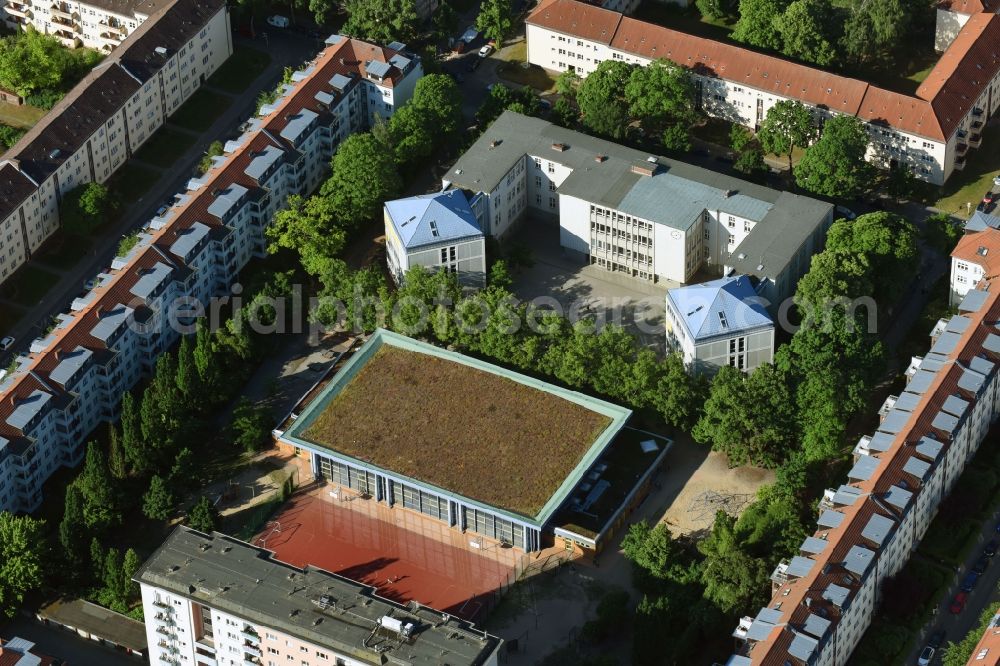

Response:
(964, 210), (1000, 233)
(385, 190), (482, 250)
(667, 276), (773, 342)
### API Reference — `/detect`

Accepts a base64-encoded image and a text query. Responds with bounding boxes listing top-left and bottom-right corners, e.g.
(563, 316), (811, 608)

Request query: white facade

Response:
(2, 0), (156, 51)
(730, 286), (1000, 665)
(0, 0), (232, 286)
(525, 0), (1000, 186)
(0, 35), (421, 514)
(951, 255), (987, 305)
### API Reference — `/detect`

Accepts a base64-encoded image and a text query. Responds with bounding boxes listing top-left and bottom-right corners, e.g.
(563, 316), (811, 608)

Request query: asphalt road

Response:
(905, 497), (1000, 664)
(0, 29), (319, 366)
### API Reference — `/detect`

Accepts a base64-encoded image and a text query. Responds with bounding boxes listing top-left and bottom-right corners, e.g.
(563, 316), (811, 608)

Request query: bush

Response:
(0, 123), (25, 150)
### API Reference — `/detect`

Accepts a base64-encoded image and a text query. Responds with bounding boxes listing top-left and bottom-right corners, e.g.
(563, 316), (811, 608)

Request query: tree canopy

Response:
(61, 182), (114, 235)
(757, 100), (816, 170)
(577, 60), (634, 139)
(732, 0), (788, 50)
(774, 0), (838, 66)
(342, 0), (420, 44)
(476, 0), (514, 45)
(794, 115), (874, 198)
(0, 512), (45, 619)
(842, 0), (909, 63)
(320, 133), (402, 226)
(625, 59), (698, 150)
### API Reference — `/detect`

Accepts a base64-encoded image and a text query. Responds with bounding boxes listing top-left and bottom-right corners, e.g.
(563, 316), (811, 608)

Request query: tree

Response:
(342, 0), (420, 43)
(143, 475), (176, 521)
(120, 390), (148, 474)
(652, 353), (706, 430)
(320, 133), (402, 226)
(774, 0), (838, 66)
(697, 0), (737, 19)
(757, 100), (816, 171)
(103, 547), (127, 609)
(795, 116), (875, 198)
(187, 496), (220, 533)
(122, 548), (141, 602)
(842, 0), (908, 64)
(551, 97), (578, 128)
(433, 0), (458, 39)
(198, 140), (224, 175)
(922, 212), (962, 254)
(170, 448), (197, 487)
(555, 70), (580, 99)
(693, 365), (797, 468)
(476, 84), (542, 126)
(410, 74), (463, 138)
(61, 182), (114, 234)
(0, 29), (68, 95)
(193, 319), (220, 394)
(823, 211), (918, 302)
(175, 335), (200, 403)
(0, 124), (25, 150)
(732, 0), (788, 50)
(730, 125), (766, 175)
(698, 512), (770, 614)
(231, 398), (272, 452)
(89, 537), (105, 582)
(942, 602), (1000, 666)
(107, 424), (127, 480)
(577, 60), (634, 139)
(0, 513), (45, 618)
(886, 163), (918, 201)
(621, 521), (681, 580)
(268, 195), (345, 278)
(59, 485), (87, 568)
(625, 60), (697, 150)
(385, 103), (436, 167)
(76, 442), (120, 530)
(476, 0), (513, 45)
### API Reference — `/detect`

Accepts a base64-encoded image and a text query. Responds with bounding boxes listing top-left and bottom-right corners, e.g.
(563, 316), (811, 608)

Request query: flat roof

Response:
(135, 527), (501, 666)
(283, 329), (631, 524)
(38, 598), (147, 652)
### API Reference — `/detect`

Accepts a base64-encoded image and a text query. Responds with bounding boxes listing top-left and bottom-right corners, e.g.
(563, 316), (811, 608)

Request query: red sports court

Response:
(254, 485), (519, 621)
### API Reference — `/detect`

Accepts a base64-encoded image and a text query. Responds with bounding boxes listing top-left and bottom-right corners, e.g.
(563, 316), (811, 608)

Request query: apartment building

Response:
(1, 0), (168, 51)
(384, 189), (486, 287)
(445, 111), (832, 297)
(726, 283), (1000, 665)
(665, 275), (774, 374)
(935, 0), (994, 50)
(0, 35), (422, 514)
(951, 219), (1000, 306)
(0, 637), (55, 665)
(136, 527), (502, 666)
(525, 0), (1000, 185)
(0, 0), (232, 286)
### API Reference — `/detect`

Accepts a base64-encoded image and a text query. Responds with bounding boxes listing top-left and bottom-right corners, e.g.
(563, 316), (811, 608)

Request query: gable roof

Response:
(527, 0), (1000, 142)
(667, 276), (773, 342)
(385, 189), (482, 250)
(952, 226), (1000, 268)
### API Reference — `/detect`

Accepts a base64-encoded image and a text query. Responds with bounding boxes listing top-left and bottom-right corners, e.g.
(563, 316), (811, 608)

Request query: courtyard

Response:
(506, 220), (672, 351)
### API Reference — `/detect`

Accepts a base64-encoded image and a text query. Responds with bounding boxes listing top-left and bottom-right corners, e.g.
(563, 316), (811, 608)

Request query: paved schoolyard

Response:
(506, 221), (671, 351)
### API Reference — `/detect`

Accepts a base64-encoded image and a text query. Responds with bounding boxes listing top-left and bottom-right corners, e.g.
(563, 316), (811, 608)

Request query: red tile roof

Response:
(952, 227), (1000, 273)
(741, 284), (1000, 663)
(527, 0), (1000, 141)
(939, 0), (993, 15)
(965, 611), (1000, 665)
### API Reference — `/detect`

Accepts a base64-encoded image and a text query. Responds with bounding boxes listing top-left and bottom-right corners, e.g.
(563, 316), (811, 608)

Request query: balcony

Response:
(242, 643), (262, 657)
(153, 599), (173, 609)
(154, 625), (176, 637)
(52, 32), (80, 48)
(4, 1), (32, 18)
(957, 142), (968, 156)
(152, 612), (176, 627)
(972, 107), (984, 118)
(240, 628), (260, 643)
(970, 133), (983, 147)
(48, 4), (73, 19)
(954, 156), (966, 171)
(99, 30), (123, 44)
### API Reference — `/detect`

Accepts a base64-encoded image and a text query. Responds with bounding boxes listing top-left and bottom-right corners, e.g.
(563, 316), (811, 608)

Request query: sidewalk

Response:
(0, 31), (318, 358)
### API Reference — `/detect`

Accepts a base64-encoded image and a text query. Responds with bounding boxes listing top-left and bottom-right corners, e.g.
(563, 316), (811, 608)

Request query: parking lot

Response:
(506, 220), (672, 350)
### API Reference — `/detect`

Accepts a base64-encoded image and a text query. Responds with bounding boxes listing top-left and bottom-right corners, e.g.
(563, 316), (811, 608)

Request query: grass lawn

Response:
(299, 344), (614, 517)
(34, 232), (92, 270)
(924, 124), (1000, 217)
(207, 46), (272, 94)
(496, 61), (557, 92)
(0, 264), (60, 307)
(0, 101), (47, 129)
(108, 164), (162, 202)
(168, 89), (233, 132)
(133, 127), (198, 168)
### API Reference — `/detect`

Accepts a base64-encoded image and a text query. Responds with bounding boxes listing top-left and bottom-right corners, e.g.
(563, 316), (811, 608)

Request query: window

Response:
(547, 162), (555, 173)
(957, 261), (970, 271)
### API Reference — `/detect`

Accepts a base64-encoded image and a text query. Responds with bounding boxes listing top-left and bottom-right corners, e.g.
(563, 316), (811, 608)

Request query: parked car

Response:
(950, 591), (969, 614)
(984, 191), (997, 205)
(156, 203), (169, 216)
(461, 25), (479, 43)
(835, 205), (857, 220)
(0, 336), (14, 351)
(986, 539), (999, 557)
(266, 15), (289, 27)
(961, 571), (979, 592)
(974, 555), (989, 574)
(478, 44), (493, 58)
(993, 174), (1000, 188)
(918, 646), (935, 666)
(928, 630), (946, 649)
